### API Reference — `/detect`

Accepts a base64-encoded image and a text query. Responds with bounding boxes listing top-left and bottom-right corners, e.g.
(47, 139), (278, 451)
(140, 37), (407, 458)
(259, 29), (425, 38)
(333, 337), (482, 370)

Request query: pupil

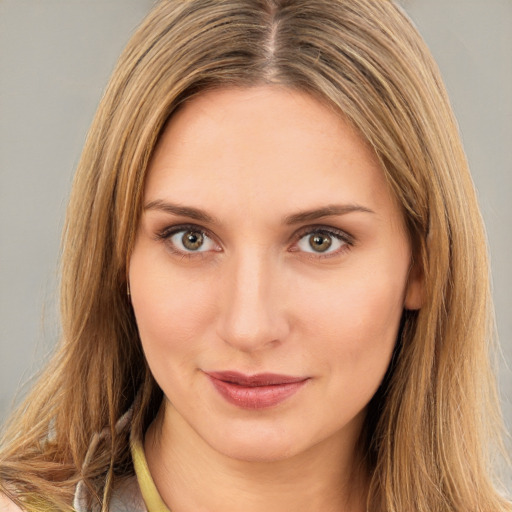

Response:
(182, 231), (203, 250)
(310, 234), (332, 252)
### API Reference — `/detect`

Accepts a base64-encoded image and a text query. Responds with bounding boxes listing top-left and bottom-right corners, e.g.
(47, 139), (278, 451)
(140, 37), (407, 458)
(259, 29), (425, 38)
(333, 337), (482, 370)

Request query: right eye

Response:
(166, 228), (220, 254)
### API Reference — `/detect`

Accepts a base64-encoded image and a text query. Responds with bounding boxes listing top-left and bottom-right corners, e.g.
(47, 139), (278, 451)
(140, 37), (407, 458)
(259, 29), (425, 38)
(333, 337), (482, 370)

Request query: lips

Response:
(206, 371), (309, 409)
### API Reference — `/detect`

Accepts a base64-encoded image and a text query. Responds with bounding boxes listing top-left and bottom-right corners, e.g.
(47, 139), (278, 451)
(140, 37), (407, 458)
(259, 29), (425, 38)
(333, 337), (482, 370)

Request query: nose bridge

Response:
(217, 245), (287, 351)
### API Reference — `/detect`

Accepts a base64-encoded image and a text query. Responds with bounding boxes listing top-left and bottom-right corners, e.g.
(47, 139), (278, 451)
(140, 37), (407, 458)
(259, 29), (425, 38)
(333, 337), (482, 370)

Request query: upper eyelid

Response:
(158, 223), (212, 238)
(292, 224), (354, 243)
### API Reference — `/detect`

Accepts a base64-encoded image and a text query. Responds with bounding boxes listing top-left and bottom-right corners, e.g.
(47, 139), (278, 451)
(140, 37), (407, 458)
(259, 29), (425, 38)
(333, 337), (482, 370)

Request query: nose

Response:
(215, 248), (290, 352)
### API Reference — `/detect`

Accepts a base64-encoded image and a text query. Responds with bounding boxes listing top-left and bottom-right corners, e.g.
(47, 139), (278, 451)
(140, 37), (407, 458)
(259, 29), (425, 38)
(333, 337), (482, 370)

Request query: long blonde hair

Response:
(1, 0), (509, 510)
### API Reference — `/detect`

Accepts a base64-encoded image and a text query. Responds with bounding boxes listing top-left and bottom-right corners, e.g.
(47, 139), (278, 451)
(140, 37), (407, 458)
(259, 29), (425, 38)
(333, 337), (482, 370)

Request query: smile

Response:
(206, 371), (309, 409)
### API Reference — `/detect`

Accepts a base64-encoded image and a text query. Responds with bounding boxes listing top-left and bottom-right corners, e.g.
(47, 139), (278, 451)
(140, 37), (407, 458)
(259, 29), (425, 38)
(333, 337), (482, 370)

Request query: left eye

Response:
(169, 229), (218, 252)
(295, 230), (347, 254)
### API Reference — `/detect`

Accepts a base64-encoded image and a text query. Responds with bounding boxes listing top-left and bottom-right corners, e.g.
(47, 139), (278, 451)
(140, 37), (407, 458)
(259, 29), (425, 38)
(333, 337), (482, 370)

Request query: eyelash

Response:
(291, 225), (354, 259)
(155, 223), (218, 260)
(155, 223), (354, 260)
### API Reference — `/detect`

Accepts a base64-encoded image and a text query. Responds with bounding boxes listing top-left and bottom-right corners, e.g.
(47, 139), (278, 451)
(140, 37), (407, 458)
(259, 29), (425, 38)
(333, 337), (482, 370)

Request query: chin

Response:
(212, 436), (302, 463)
(202, 419), (322, 463)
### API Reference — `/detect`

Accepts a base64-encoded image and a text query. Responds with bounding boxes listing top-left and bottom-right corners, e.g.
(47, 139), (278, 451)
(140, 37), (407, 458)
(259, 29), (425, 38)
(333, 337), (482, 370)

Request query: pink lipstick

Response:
(206, 371), (309, 409)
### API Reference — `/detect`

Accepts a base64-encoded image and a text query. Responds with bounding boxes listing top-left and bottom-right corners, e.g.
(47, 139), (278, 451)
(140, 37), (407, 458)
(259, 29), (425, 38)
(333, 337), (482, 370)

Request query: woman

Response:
(0, 0), (510, 510)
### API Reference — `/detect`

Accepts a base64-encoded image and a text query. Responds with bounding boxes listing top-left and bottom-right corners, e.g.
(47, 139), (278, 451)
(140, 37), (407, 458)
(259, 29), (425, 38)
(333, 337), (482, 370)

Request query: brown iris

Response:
(182, 231), (204, 250)
(309, 233), (332, 252)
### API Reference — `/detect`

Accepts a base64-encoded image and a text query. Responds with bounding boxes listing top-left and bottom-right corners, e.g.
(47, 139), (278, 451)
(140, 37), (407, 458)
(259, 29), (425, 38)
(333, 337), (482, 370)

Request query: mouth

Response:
(205, 371), (309, 409)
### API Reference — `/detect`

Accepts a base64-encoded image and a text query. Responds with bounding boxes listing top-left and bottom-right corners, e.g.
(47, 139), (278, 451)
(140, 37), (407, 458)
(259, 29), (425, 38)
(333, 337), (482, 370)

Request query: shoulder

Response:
(0, 493), (24, 512)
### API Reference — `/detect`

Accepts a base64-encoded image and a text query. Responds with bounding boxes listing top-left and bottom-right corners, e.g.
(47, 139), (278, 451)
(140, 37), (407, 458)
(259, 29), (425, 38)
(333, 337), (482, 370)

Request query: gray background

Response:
(1, 0), (511, 483)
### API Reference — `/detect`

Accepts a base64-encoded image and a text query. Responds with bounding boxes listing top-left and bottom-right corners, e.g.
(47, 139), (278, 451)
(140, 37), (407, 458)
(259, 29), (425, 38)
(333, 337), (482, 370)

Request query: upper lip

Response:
(206, 371), (309, 387)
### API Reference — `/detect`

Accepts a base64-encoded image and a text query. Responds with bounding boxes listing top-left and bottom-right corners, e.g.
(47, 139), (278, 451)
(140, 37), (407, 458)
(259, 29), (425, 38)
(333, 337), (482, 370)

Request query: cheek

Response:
(293, 268), (405, 373)
(129, 254), (219, 363)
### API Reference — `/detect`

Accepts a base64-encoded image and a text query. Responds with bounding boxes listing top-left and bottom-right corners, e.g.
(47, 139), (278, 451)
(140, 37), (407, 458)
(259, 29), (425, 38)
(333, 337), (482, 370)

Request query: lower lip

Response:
(208, 377), (308, 409)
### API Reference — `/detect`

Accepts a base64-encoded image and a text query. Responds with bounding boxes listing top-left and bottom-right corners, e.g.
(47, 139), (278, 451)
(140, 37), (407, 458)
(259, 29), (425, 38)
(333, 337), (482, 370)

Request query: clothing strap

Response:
(130, 426), (171, 512)
(73, 404), (170, 512)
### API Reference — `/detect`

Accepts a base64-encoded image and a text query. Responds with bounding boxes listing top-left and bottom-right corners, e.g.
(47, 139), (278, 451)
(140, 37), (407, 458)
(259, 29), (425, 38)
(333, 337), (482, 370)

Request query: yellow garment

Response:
(130, 434), (171, 512)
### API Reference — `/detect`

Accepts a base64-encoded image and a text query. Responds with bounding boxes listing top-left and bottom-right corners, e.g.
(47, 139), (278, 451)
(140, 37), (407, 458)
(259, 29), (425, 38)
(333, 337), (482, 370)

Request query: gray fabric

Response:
(72, 406), (148, 511)
(74, 476), (147, 512)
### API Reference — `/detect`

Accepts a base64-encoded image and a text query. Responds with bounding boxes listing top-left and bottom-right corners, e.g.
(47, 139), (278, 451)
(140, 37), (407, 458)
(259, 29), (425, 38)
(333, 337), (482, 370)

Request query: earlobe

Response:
(404, 261), (424, 310)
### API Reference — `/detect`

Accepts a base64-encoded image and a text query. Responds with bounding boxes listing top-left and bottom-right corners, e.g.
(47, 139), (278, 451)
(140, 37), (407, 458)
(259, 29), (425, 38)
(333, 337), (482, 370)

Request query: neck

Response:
(144, 401), (368, 512)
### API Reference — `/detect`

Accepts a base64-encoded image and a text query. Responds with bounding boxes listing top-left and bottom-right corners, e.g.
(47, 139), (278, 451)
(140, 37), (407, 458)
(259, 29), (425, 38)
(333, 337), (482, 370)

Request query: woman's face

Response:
(129, 86), (422, 462)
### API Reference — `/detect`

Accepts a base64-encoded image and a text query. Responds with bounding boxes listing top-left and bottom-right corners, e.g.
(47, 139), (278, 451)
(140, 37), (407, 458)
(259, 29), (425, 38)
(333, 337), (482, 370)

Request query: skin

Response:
(129, 86), (422, 512)
(0, 495), (21, 512)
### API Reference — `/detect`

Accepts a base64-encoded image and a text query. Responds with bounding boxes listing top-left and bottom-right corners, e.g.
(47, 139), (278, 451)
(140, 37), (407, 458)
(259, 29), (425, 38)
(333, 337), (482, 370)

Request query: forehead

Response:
(144, 86), (395, 220)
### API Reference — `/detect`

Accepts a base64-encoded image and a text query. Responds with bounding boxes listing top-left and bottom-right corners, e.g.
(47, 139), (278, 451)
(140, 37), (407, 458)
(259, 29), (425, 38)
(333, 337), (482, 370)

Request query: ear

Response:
(404, 260), (424, 310)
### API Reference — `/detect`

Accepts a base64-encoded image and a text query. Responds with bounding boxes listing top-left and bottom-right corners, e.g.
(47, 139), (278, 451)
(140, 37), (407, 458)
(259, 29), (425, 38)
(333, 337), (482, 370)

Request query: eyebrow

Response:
(144, 200), (219, 224)
(144, 200), (374, 225)
(284, 204), (375, 224)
